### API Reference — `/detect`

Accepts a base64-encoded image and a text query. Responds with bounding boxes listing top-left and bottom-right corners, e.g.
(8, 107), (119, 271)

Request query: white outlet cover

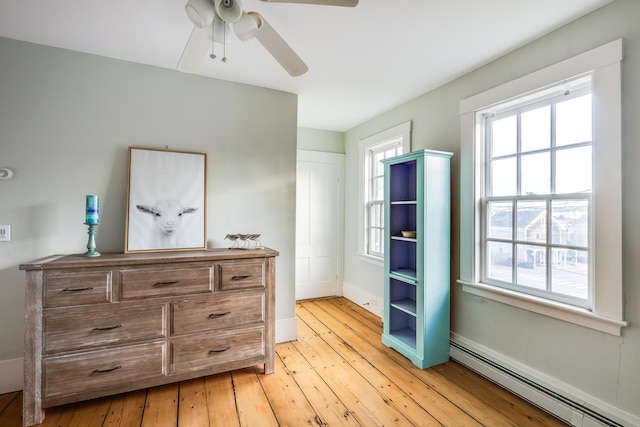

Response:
(0, 225), (11, 241)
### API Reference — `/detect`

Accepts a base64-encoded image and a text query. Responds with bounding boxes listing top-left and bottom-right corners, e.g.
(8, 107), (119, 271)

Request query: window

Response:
(483, 76), (592, 308)
(359, 121), (411, 261)
(459, 40), (627, 335)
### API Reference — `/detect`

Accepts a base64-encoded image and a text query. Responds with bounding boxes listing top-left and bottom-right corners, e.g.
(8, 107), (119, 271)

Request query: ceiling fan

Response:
(178, 0), (358, 77)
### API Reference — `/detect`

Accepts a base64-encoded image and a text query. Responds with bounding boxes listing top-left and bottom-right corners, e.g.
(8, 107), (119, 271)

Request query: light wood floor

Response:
(0, 297), (567, 426)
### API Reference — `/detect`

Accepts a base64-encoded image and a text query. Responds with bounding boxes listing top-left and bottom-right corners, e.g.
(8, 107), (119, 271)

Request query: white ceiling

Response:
(0, 0), (613, 131)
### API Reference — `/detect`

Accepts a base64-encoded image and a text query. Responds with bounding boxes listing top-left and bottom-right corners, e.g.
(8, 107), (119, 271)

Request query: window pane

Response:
(551, 249), (588, 299)
(516, 200), (546, 243)
(521, 152), (550, 195)
(369, 202), (382, 228)
(516, 244), (546, 289)
(369, 228), (383, 254)
(556, 146), (592, 193)
(552, 200), (588, 247)
(373, 151), (385, 176)
(490, 157), (517, 196)
(487, 241), (512, 282)
(556, 94), (592, 147)
(487, 201), (512, 239)
(371, 176), (384, 200)
(521, 106), (550, 152)
(491, 115), (517, 157)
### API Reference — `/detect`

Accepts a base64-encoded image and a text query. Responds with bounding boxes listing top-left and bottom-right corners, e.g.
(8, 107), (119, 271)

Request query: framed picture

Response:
(125, 147), (207, 253)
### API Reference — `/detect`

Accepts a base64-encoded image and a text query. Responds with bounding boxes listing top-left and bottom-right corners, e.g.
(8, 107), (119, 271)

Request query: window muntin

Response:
(359, 121), (411, 261)
(482, 82), (592, 308)
(366, 141), (403, 257)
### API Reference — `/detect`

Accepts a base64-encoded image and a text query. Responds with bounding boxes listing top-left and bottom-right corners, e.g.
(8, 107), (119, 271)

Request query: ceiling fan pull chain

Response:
(210, 18), (217, 59)
(222, 22), (228, 62)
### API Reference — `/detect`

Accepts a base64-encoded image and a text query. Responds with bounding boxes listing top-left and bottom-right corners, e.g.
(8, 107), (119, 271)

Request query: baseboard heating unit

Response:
(449, 338), (636, 427)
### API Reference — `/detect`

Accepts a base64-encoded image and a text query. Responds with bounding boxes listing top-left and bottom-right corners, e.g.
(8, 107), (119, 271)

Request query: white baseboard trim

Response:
(276, 316), (297, 343)
(342, 281), (383, 318)
(450, 333), (639, 427)
(0, 357), (23, 393)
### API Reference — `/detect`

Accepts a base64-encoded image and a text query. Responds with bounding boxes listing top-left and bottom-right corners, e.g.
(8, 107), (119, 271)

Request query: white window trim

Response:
(358, 121), (411, 264)
(458, 39), (628, 336)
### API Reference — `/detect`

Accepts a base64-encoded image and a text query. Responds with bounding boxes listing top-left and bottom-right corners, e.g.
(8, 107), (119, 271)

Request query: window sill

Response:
(359, 253), (384, 267)
(457, 279), (629, 336)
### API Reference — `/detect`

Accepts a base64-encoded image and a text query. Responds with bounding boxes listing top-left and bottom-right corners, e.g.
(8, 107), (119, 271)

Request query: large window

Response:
(359, 122), (411, 261)
(459, 40), (627, 335)
(483, 76), (592, 307)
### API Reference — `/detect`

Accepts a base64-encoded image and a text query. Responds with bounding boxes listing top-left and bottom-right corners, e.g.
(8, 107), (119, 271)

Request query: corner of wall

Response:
(342, 280), (383, 318)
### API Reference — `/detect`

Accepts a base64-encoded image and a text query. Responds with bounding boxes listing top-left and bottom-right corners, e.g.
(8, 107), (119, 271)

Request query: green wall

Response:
(297, 127), (345, 153)
(0, 38), (298, 365)
(343, 0), (639, 422)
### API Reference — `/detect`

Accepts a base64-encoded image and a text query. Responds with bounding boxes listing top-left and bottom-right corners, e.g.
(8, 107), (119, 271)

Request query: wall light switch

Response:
(0, 225), (11, 242)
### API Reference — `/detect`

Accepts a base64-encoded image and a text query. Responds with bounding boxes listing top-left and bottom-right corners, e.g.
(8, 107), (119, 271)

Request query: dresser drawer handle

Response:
(208, 347), (231, 354)
(91, 324), (122, 332)
(208, 311), (231, 319)
(91, 365), (122, 375)
(153, 280), (180, 287)
(61, 286), (94, 292)
(231, 275), (252, 280)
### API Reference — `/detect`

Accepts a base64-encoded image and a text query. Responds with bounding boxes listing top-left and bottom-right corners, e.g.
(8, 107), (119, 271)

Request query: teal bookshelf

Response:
(381, 149), (453, 369)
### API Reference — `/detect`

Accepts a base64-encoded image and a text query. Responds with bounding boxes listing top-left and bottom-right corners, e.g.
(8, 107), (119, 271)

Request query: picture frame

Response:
(125, 147), (207, 253)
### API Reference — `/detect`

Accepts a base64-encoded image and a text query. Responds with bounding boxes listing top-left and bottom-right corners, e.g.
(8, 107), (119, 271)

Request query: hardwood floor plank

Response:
(178, 378), (209, 427)
(298, 301), (485, 426)
(204, 373), (240, 427)
(102, 389), (147, 427)
(294, 317), (428, 425)
(140, 383), (179, 427)
(0, 391), (19, 414)
(254, 352), (319, 426)
(276, 341), (361, 426)
(327, 297), (383, 332)
(34, 404), (67, 427)
(231, 368), (278, 427)
(0, 391), (21, 427)
(48, 396), (111, 427)
(434, 361), (567, 427)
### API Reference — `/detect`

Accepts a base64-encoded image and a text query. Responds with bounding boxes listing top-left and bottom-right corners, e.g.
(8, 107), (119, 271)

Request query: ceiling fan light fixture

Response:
(233, 12), (261, 41)
(207, 15), (232, 44)
(185, 0), (216, 28)
(214, 0), (244, 23)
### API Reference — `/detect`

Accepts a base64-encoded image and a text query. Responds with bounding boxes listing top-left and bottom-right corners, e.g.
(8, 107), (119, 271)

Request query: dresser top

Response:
(19, 247), (279, 271)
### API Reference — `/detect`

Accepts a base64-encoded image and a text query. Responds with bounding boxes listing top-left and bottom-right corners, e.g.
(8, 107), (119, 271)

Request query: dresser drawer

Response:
(217, 259), (265, 291)
(43, 342), (165, 399)
(120, 264), (213, 299)
(171, 328), (264, 374)
(43, 304), (166, 354)
(44, 270), (112, 307)
(171, 292), (264, 335)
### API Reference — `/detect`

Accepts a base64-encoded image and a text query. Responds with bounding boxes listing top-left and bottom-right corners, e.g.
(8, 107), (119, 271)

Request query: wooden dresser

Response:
(20, 248), (278, 427)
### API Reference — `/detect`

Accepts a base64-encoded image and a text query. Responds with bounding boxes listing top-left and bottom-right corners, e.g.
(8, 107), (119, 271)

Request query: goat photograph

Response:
(125, 147), (207, 253)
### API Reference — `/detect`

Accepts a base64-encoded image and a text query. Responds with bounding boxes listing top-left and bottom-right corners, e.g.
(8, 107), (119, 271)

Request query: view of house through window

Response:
(483, 75), (592, 307)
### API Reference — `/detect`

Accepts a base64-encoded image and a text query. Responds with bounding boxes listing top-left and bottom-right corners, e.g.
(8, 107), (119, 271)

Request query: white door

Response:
(296, 151), (344, 300)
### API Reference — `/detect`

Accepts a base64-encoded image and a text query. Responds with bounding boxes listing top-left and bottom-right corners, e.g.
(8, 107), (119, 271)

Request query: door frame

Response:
(296, 150), (345, 299)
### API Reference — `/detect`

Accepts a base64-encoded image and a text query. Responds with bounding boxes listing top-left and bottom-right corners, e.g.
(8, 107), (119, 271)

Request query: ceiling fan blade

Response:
(260, 0), (358, 6)
(177, 26), (211, 73)
(252, 13), (308, 77)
